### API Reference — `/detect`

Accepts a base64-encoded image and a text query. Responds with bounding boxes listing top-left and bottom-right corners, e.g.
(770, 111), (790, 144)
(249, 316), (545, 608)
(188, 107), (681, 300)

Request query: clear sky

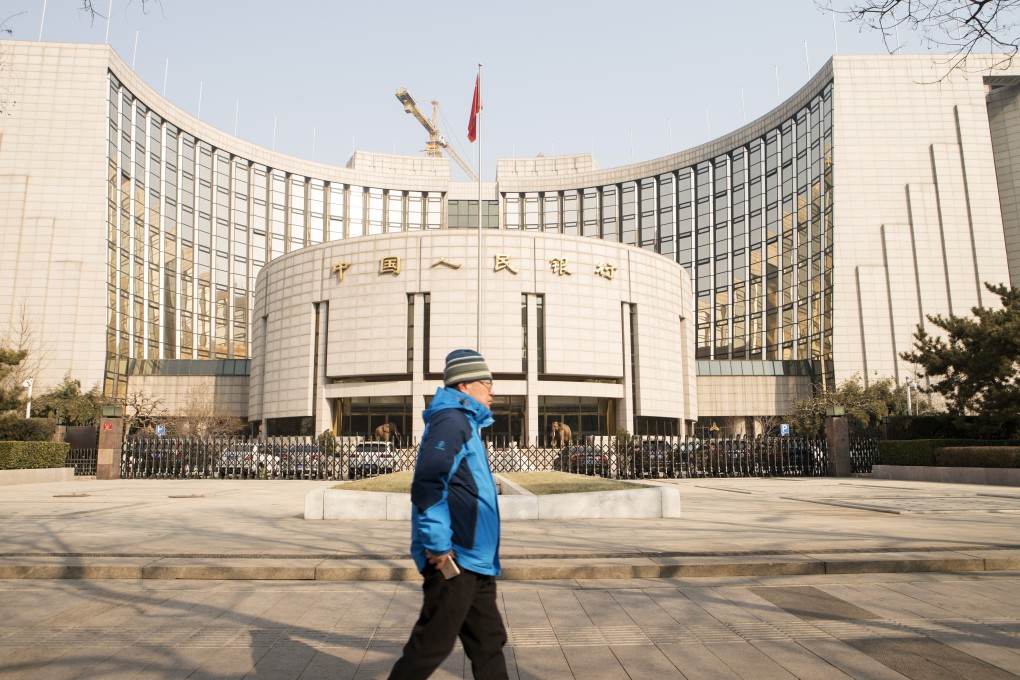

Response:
(5, 1), (928, 180)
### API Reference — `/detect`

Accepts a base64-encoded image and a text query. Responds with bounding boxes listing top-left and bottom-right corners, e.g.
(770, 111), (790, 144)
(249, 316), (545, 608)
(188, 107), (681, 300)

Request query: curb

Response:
(306, 485), (681, 521)
(1, 552), (1017, 581)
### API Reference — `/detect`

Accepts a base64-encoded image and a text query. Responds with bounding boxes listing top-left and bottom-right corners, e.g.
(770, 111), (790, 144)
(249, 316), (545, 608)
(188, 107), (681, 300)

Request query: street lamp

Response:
(22, 378), (34, 419)
(905, 376), (914, 416)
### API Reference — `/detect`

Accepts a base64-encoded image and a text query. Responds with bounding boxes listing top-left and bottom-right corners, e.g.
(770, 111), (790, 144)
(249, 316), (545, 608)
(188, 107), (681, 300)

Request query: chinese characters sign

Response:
(330, 255), (620, 283)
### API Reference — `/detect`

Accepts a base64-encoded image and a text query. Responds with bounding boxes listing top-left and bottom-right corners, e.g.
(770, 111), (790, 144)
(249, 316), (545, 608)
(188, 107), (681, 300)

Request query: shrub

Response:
(936, 447), (1020, 468)
(317, 429), (337, 452)
(0, 441), (69, 470)
(885, 414), (1017, 440)
(0, 414), (57, 441)
(879, 439), (1020, 466)
(878, 440), (938, 466)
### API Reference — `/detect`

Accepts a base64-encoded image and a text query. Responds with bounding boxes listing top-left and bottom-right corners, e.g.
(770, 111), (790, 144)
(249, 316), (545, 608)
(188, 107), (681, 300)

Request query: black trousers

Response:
(388, 565), (508, 680)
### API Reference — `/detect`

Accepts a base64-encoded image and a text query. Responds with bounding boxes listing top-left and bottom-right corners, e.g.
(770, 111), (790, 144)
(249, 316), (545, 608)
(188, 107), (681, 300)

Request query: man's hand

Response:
(426, 550), (454, 570)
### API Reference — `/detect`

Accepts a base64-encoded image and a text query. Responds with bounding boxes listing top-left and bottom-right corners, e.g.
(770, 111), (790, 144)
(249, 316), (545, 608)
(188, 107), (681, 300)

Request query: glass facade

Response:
(501, 85), (834, 382)
(104, 75), (446, 398)
(105, 70), (834, 398)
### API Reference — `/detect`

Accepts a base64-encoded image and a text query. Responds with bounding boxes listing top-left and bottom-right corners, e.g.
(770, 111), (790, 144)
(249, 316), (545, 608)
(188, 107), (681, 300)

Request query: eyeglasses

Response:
(476, 380), (493, 393)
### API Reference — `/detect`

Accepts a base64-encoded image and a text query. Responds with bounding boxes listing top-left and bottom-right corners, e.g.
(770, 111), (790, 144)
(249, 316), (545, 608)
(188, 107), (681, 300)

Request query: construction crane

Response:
(395, 87), (479, 181)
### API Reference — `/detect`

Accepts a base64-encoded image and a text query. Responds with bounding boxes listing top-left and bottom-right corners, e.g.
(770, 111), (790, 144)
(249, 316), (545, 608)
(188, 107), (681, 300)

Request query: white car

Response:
(347, 442), (396, 479)
(217, 442), (281, 479)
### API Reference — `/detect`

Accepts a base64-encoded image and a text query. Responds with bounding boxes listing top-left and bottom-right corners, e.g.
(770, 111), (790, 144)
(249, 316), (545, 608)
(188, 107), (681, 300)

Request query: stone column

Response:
(96, 418), (123, 480)
(525, 293), (539, 447)
(824, 414), (852, 477)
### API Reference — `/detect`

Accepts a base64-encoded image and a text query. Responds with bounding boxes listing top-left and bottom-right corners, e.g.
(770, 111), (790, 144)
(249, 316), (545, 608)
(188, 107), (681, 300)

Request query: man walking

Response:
(389, 349), (508, 679)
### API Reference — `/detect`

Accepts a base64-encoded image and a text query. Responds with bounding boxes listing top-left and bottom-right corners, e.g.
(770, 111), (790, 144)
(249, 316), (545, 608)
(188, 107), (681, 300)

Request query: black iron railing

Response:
(118, 434), (832, 480)
(64, 449), (98, 476)
(849, 434), (881, 474)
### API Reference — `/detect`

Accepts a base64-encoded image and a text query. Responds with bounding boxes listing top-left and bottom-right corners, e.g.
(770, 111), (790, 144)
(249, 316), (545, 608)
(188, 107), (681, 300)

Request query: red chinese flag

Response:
(467, 74), (481, 143)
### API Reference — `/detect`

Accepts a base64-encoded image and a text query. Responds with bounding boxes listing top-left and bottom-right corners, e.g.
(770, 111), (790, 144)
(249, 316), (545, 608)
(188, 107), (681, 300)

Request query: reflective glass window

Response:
(504, 195), (520, 229)
(601, 186), (618, 242)
(620, 182), (636, 246)
(524, 194), (540, 230)
(562, 191), (578, 235)
(291, 177), (307, 247)
(407, 192), (423, 231)
(328, 183), (345, 239)
(581, 188), (598, 237)
(310, 179), (325, 243)
(543, 194), (559, 232)
(348, 186), (364, 237)
(367, 187), (384, 235)
(387, 191), (403, 232)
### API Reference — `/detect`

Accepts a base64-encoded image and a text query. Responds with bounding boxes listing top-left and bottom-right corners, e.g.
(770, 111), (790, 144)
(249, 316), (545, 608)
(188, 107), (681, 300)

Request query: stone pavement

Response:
(2, 570), (1020, 678)
(1, 477), (1019, 678)
(2, 477), (1020, 580)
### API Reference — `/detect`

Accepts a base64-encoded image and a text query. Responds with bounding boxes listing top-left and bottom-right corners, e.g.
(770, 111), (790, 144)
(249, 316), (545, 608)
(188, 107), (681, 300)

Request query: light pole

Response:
(22, 378), (34, 419)
(905, 376), (914, 416)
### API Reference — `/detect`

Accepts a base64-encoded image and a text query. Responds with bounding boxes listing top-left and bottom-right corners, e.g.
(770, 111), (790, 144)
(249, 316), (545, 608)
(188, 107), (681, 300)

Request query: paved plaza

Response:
(1, 477), (1019, 678)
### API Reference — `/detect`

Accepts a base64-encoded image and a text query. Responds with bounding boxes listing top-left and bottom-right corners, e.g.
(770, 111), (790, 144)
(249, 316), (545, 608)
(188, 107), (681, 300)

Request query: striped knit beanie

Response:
(444, 349), (492, 387)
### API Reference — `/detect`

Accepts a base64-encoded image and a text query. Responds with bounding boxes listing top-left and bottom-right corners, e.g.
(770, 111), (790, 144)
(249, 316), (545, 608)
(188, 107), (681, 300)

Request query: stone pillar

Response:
(824, 415), (852, 477)
(618, 303), (634, 435)
(410, 292), (428, 443)
(96, 418), (123, 480)
(525, 294), (540, 447)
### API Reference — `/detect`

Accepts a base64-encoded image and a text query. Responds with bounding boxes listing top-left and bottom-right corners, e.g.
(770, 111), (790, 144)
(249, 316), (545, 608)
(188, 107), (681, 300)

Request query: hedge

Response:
(0, 415), (56, 442)
(936, 446), (1020, 468)
(878, 439), (1020, 467)
(0, 441), (70, 470)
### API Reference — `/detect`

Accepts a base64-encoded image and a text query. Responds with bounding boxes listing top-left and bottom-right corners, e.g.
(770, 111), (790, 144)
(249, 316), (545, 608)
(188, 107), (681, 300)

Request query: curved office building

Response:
(1, 41), (1016, 440)
(252, 231), (693, 442)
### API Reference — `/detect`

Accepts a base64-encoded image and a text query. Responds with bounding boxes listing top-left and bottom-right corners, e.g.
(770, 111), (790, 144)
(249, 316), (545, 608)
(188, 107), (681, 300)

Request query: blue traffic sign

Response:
(780, 423), (790, 436)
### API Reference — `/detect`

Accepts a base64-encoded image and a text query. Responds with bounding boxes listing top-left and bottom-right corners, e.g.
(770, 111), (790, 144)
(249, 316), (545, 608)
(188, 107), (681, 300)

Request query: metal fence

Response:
(118, 434), (832, 481)
(64, 449), (98, 476)
(849, 434), (881, 474)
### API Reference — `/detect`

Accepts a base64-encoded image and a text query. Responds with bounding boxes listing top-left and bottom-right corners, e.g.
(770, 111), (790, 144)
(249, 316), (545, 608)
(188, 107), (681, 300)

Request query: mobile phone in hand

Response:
(439, 556), (461, 579)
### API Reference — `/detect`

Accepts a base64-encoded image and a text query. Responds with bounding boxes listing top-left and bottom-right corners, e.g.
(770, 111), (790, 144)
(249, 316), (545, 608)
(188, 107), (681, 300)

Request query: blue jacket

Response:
(409, 386), (501, 576)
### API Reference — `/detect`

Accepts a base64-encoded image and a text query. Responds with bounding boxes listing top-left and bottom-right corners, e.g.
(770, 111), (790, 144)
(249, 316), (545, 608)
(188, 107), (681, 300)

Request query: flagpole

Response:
(476, 64), (483, 350)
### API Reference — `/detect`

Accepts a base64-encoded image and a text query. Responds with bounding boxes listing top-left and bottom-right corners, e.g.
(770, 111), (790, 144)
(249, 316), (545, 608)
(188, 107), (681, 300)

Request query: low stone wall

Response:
(305, 483), (681, 521)
(872, 465), (1020, 487)
(0, 467), (75, 486)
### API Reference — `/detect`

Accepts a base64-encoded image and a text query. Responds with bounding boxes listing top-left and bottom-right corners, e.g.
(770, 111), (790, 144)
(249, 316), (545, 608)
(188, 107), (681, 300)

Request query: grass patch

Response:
(333, 471), (413, 493)
(500, 471), (638, 495)
(331, 470), (639, 495)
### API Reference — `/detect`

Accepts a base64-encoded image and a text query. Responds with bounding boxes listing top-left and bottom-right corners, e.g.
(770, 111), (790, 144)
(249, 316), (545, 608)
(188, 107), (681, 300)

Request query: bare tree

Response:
(76, 0), (163, 25)
(121, 389), (167, 440)
(827, 0), (1020, 74)
(1, 2), (161, 115)
(167, 387), (244, 438)
(0, 300), (51, 392)
(0, 301), (50, 410)
(752, 415), (782, 437)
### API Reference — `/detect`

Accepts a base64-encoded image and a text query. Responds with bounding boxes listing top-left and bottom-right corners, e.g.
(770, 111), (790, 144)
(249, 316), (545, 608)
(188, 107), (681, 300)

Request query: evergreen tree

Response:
(789, 375), (910, 436)
(0, 347), (29, 413)
(32, 374), (106, 425)
(901, 283), (1020, 437)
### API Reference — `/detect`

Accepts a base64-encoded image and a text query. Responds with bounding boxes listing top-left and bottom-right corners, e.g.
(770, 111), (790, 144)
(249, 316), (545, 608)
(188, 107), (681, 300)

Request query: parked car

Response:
(123, 439), (183, 478)
(788, 438), (826, 475)
(627, 439), (678, 478)
(217, 442), (280, 479)
(347, 442), (396, 479)
(488, 444), (537, 473)
(278, 443), (323, 479)
(554, 445), (610, 477)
